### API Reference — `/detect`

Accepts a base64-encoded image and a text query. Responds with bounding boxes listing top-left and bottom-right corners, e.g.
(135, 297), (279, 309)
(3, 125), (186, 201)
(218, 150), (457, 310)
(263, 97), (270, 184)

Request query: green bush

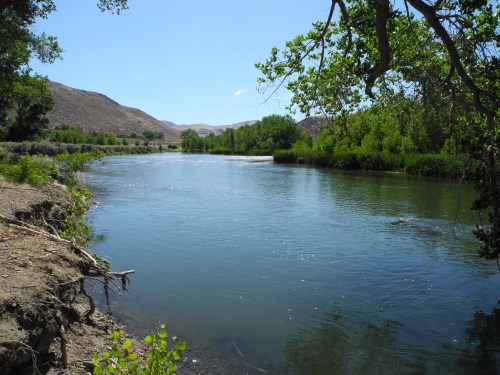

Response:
(403, 154), (481, 179)
(92, 323), (185, 375)
(208, 146), (233, 155)
(330, 151), (397, 171)
(55, 151), (105, 187)
(0, 155), (57, 187)
(49, 127), (121, 146)
(248, 148), (271, 156)
(273, 149), (297, 163)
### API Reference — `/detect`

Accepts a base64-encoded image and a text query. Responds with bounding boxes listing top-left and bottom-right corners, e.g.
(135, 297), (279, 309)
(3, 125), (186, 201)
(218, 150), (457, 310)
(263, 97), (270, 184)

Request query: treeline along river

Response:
(84, 153), (499, 374)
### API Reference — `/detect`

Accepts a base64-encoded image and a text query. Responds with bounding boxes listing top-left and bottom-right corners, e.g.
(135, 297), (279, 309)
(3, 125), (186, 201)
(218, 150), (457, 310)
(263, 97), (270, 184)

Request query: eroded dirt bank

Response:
(0, 178), (143, 374)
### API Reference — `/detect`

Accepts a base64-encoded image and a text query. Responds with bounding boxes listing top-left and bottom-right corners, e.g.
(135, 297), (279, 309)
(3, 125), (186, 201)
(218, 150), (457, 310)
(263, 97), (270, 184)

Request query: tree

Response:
(8, 71), (54, 141)
(0, 0), (128, 140)
(255, 114), (301, 151)
(257, 0), (499, 263)
(180, 129), (203, 152)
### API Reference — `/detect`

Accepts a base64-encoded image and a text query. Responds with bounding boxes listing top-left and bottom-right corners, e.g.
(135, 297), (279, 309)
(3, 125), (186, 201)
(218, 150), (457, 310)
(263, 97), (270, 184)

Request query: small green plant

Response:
(61, 187), (93, 244)
(50, 151), (105, 245)
(92, 323), (186, 375)
(55, 151), (105, 187)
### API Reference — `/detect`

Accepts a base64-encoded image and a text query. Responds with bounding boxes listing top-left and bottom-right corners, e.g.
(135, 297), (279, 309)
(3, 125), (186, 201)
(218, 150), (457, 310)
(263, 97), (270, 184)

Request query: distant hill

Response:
(297, 116), (329, 136)
(47, 82), (181, 143)
(163, 120), (257, 136)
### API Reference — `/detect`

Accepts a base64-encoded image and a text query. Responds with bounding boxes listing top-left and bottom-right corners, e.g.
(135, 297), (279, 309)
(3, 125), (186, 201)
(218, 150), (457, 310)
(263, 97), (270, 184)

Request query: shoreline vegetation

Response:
(0, 140), (179, 157)
(272, 149), (481, 180)
(0, 111), (485, 184)
(179, 115), (483, 182)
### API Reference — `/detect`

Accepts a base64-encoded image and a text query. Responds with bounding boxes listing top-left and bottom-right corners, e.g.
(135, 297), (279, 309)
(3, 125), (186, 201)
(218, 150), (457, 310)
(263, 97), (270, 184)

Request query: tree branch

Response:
(365, 0), (392, 99)
(261, 0), (340, 103)
(406, 0), (494, 121)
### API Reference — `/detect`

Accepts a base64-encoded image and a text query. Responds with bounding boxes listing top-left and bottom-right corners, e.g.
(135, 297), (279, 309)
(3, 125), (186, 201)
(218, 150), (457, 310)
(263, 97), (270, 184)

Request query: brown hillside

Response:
(297, 116), (328, 136)
(47, 82), (180, 143)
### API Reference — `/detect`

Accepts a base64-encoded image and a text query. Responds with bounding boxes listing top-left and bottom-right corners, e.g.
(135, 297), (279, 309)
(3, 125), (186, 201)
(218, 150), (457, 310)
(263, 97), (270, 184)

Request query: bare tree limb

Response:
(261, 0), (340, 104)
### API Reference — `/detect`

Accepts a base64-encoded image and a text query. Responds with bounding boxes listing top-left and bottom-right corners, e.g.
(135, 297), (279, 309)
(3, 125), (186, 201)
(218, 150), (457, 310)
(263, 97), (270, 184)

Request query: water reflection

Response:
(459, 304), (500, 374)
(283, 305), (500, 375)
(283, 308), (427, 374)
(318, 169), (479, 225)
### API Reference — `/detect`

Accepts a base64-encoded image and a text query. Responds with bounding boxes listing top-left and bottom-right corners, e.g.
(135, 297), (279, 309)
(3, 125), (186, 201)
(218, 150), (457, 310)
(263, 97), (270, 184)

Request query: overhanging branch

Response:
(365, 0), (391, 99)
(261, 0), (347, 104)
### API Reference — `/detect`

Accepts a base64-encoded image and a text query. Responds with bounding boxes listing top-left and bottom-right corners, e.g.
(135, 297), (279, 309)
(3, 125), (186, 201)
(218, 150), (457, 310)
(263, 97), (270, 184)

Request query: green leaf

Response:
(116, 358), (125, 368)
(93, 365), (104, 375)
(144, 335), (153, 345)
(122, 340), (131, 349)
(111, 347), (120, 358)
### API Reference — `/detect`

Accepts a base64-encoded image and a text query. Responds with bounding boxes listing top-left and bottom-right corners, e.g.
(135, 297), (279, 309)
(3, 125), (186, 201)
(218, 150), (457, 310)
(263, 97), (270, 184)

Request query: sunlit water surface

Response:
(84, 153), (499, 374)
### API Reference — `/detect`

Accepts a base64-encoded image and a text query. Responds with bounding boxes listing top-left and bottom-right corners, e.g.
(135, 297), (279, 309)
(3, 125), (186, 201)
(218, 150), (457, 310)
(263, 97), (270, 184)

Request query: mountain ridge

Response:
(162, 120), (257, 136)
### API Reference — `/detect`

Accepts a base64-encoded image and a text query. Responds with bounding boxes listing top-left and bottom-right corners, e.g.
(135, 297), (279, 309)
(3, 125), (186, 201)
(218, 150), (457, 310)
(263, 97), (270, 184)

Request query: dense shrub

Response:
(274, 149), (481, 180)
(49, 126), (120, 145)
(0, 154), (56, 186)
(273, 149), (297, 163)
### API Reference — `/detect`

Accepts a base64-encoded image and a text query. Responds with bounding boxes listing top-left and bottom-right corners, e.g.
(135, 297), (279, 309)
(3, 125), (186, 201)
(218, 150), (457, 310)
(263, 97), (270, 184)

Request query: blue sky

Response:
(30, 0), (335, 125)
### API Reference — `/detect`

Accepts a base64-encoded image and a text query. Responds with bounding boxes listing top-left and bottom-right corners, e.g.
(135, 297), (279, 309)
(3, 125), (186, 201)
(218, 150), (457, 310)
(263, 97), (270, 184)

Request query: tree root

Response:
(5, 341), (42, 375)
(80, 279), (96, 320)
(0, 212), (136, 369)
(0, 213), (135, 310)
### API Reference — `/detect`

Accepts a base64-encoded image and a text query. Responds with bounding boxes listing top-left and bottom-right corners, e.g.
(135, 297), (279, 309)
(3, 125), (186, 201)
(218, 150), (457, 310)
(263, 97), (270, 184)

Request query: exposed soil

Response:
(0, 177), (273, 374)
(0, 178), (145, 374)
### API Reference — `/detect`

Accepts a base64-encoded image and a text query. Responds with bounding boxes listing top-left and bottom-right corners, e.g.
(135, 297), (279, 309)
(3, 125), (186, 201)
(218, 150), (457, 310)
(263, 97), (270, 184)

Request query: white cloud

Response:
(234, 89), (248, 96)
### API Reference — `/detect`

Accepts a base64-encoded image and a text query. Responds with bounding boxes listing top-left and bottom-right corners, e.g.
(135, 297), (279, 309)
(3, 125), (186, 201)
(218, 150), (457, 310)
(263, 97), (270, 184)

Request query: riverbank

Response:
(0, 177), (148, 374)
(273, 149), (482, 179)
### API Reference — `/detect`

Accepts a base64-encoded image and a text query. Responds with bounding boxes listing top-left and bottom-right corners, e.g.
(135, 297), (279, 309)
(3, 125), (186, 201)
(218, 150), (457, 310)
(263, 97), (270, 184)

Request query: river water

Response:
(84, 153), (499, 374)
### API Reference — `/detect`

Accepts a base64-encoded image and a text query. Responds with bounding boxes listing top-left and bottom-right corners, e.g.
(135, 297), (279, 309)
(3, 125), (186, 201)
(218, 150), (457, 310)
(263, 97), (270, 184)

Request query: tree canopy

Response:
(257, 0), (499, 262)
(181, 115), (303, 155)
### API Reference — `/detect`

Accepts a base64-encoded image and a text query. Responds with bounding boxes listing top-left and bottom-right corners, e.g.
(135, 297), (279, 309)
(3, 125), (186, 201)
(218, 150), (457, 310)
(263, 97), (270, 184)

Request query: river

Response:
(84, 153), (499, 374)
